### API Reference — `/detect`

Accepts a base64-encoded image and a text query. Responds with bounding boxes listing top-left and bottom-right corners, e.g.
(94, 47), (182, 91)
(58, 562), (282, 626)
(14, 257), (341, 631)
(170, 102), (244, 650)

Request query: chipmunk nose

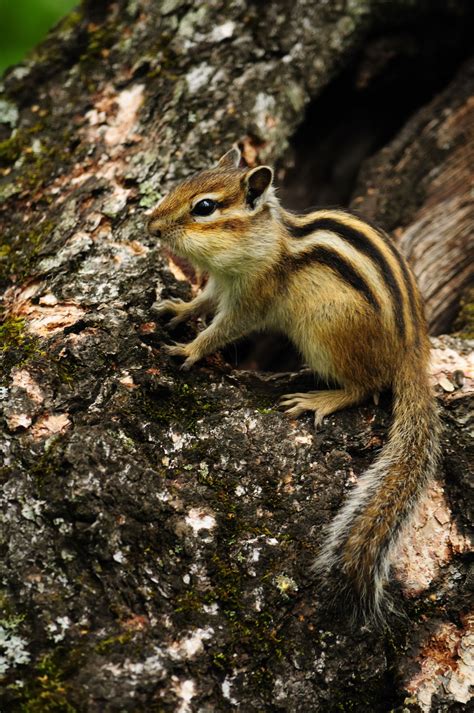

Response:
(147, 217), (161, 238)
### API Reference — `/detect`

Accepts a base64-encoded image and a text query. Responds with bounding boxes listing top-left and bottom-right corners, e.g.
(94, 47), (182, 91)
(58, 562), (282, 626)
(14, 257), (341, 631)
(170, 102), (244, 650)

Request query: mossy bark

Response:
(0, 1), (472, 711)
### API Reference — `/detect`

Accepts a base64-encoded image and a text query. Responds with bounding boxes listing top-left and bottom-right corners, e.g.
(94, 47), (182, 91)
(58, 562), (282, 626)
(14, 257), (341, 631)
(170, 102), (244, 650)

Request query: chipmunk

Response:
(147, 146), (441, 623)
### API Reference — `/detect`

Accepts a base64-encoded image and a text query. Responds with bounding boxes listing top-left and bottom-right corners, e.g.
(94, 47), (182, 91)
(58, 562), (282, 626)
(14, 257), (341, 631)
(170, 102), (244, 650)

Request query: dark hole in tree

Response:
(223, 13), (473, 371)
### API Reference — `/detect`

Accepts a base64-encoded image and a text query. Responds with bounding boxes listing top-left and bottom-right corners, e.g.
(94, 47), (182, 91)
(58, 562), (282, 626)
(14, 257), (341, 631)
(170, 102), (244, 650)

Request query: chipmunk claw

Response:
(314, 411), (325, 430)
(163, 342), (188, 358)
(278, 394), (307, 418)
(180, 357), (196, 371)
(154, 298), (184, 317)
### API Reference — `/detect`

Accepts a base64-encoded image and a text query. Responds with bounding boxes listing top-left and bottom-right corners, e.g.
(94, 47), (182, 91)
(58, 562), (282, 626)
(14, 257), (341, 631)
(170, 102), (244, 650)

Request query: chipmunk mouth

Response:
(157, 228), (189, 256)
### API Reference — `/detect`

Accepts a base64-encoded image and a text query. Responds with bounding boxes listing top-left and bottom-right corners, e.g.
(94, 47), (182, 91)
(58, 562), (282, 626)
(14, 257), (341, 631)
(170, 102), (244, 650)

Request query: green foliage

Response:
(0, 0), (78, 74)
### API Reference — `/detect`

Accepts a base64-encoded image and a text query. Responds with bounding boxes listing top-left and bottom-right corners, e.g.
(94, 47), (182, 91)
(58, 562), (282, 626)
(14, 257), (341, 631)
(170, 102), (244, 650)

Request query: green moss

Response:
(174, 587), (215, 616)
(55, 359), (78, 385)
(16, 652), (77, 713)
(168, 450), (288, 685)
(29, 438), (65, 492)
(0, 129), (75, 287)
(4, 639), (87, 711)
(0, 122), (74, 211)
(137, 381), (213, 432)
(0, 243), (12, 258)
(172, 459), (287, 685)
(0, 316), (27, 350)
(0, 124), (43, 167)
(174, 553), (284, 685)
(57, 10), (83, 35)
(0, 218), (54, 286)
(0, 134), (23, 164)
(78, 21), (117, 74)
(0, 317), (41, 368)
(21, 133), (72, 194)
(213, 539), (286, 682)
(0, 317), (43, 376)
(0, 612), (25, 628)
(136, 379), (290, 685)
(94, 630), (133, 655)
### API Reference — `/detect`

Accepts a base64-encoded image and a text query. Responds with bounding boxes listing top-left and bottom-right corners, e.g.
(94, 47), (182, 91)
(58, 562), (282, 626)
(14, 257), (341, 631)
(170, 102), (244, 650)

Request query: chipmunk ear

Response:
(244, 166), (273, 208)
(216, 146), (242, 170)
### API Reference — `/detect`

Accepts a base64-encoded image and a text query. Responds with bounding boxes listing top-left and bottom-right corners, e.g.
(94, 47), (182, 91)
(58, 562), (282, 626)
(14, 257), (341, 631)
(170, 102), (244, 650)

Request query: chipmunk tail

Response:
(313, 356), (441, 625)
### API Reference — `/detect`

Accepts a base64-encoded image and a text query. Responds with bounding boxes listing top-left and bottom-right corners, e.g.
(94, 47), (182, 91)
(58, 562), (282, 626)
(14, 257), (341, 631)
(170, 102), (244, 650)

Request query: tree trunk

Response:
(352, 58), (474, 335)
(0, 1), (472, 711)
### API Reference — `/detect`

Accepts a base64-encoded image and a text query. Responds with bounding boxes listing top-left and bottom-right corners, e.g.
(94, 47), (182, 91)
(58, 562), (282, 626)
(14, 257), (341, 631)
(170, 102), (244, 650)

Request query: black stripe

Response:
(342, 209), (421, 343)
(377, 230), (421, 344)
(285, 215), (406, 339)
(284, 245), (380, 313)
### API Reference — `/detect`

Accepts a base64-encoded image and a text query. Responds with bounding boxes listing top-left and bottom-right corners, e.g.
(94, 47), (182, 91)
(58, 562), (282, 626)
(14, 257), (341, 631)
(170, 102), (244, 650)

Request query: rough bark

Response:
(352, 58), (474, 336)
(0, 1), (473, 711)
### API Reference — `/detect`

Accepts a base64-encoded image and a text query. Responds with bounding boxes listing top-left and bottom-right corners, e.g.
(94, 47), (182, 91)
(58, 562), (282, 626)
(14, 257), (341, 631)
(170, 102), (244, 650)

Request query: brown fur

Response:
(148, 148), (441, 624)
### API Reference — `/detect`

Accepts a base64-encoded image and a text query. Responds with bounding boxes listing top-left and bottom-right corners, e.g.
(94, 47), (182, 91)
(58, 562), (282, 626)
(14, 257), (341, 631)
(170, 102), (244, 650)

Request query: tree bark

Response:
(352, 58), (474, 335)
(0, 1), (472, 711)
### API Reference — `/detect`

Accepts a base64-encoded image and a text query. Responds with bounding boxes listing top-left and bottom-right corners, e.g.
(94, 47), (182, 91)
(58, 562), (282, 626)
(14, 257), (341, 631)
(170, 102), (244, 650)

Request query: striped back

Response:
(281, 209), (424, 346)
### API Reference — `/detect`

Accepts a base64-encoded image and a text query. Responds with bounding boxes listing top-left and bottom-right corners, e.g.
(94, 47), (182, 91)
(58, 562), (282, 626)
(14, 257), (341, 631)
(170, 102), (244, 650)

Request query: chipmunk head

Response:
(147, 147), (278, 273)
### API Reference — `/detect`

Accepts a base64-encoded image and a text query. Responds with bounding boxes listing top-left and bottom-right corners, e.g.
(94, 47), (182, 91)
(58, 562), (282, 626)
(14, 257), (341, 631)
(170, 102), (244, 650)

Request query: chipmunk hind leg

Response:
(280, 387), (367, 426)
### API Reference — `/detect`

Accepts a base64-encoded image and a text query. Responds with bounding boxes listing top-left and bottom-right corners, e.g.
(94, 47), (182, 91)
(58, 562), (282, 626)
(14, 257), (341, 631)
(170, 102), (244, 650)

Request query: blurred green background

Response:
(0, 0), (78, 74)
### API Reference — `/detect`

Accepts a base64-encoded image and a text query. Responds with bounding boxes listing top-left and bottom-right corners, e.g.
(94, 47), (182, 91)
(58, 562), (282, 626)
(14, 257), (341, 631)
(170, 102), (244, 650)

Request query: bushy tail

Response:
(314, 358), (441, 624)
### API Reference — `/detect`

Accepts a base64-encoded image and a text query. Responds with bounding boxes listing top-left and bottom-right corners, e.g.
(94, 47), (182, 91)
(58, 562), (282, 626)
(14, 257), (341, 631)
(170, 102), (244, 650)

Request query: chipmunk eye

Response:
(192, 198), (218, 216)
